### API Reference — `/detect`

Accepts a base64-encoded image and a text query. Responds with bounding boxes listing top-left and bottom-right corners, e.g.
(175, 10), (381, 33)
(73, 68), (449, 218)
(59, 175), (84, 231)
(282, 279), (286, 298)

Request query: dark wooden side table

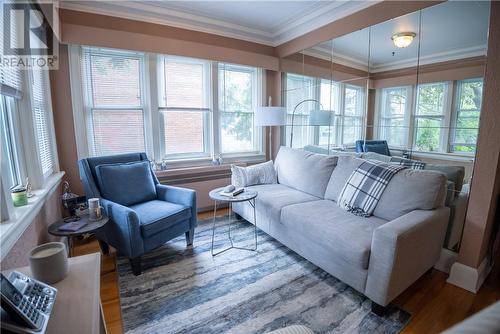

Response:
(48, 215), (109, 257)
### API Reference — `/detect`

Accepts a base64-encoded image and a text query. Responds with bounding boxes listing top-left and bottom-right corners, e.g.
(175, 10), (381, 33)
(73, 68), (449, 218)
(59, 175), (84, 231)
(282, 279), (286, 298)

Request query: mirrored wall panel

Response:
(280, 1), (491, 251)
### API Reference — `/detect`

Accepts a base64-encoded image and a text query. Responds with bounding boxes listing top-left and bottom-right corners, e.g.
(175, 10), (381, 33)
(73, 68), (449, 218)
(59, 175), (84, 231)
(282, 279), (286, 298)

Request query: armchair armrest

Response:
(156, 184), (197, 229)
(365, 207), (449, 306)
(100, 198), (144, 258)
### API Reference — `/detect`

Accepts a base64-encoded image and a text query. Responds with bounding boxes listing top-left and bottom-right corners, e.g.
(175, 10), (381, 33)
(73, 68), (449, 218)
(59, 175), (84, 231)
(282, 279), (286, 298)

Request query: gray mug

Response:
(29, 242), (68, 284)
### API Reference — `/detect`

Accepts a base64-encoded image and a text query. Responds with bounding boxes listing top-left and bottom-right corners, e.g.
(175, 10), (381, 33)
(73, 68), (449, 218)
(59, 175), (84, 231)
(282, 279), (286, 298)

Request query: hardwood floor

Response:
(73, 209), (499, 334)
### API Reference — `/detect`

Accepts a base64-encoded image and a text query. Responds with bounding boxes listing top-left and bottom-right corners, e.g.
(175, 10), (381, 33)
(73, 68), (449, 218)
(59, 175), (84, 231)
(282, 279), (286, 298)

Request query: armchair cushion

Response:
(130, 200), (191, 238)
(96, 160), (157, 206)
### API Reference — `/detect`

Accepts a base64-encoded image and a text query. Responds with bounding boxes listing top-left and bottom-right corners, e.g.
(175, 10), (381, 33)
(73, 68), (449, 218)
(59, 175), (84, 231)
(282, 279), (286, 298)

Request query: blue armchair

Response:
(355, 140), (391, 156)
(78, 152), (196, 275)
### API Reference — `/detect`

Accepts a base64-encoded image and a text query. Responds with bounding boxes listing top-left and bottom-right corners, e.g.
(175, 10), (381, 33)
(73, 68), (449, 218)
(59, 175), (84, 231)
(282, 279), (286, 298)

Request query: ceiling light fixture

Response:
(391, 32), (416, 48)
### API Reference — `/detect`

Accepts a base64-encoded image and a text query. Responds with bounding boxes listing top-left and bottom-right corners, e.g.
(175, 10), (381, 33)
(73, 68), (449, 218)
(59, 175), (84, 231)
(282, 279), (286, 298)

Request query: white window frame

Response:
(157, 55), (212, 160)
(283, 73), (366, 149)
(69, 45), (265, 164)
(449, 78), (483, 154)
(375, 86), (413, 149)
(375, 79), (483, 156)
(79, 47), (150, 158)
(217, 63), (264, 157)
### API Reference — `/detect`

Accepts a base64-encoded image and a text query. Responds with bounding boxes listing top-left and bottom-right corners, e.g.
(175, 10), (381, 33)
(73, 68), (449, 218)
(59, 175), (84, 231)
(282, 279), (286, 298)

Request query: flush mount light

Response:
(391, 32), (416, 48)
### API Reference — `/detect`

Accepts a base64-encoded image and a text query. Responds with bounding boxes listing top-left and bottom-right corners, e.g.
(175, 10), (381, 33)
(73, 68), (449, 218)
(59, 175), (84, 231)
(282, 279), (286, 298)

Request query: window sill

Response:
(391, 148), (475, 162)
(159, 153), (266, 170)
(0, 172), (65, 261)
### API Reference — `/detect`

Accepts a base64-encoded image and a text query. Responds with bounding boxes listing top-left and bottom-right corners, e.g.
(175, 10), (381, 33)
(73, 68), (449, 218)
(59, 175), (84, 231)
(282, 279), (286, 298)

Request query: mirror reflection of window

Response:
(379, 87), (411, 148)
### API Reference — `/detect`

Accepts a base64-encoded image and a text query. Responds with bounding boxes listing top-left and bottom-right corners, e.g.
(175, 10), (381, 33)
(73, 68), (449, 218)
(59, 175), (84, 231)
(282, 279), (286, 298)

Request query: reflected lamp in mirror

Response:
(391, 32), (416, 48)
(255, 106), (286, 159)
(309, 109), (332, 126)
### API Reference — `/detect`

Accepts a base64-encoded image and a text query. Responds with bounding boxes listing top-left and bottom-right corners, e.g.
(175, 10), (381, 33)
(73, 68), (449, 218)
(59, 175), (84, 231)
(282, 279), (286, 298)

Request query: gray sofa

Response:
(233, 147), (449, 310)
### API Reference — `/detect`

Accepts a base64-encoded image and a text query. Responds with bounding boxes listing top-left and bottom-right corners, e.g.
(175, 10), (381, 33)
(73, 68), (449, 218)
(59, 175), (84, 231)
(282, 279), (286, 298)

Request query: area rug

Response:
(117, 217), (411, 334)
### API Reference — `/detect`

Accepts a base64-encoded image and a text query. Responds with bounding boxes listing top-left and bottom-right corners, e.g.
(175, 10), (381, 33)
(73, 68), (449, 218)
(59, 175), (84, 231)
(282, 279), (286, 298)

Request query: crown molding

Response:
(58, 1), (379, 47)
(306, 44), (487, 73)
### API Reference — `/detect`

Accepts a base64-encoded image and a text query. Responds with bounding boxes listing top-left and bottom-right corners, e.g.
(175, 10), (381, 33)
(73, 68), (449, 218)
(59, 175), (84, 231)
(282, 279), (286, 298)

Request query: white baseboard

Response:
(434, 248), (458, 274)
(447, 256), (492, 293)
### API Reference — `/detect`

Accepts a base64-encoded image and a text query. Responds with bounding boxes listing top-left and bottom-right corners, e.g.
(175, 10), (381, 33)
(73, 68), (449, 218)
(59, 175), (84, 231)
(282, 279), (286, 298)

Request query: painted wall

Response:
(0, 187), (62, 270)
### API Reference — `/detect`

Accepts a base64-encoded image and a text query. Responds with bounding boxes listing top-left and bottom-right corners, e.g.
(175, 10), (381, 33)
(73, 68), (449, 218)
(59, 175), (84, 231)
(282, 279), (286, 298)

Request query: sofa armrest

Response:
(156, 184), (197, 229)
(100, 198), (144, 258)
(365, 207), (449, 306)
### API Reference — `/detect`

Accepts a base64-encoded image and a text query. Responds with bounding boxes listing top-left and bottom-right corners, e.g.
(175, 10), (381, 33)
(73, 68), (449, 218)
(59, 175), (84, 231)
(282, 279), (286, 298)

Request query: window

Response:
(219, 64), (261, 153)
(0, 95), (23, 188)
(319, 79), (339, 146)
(82, 48), (146, 156)
(284, 73), (365, 149)
(376, 79), (484, 155)
(451, 79), (483, 153)
(342, 85), (365, 145)
(285, 73), (316, 148)
(414, 83), (448, 152)
(73, 46), (265, 162)
(159, 56), (210, 158)
(31, 69), (55, 176)
(379, 87), (410, 147)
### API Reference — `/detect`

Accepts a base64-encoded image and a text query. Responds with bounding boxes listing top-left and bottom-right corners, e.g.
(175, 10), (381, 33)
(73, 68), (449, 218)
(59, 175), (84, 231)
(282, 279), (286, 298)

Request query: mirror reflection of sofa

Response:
(233, 147), (450, 311)
(303, 146), (468, 250)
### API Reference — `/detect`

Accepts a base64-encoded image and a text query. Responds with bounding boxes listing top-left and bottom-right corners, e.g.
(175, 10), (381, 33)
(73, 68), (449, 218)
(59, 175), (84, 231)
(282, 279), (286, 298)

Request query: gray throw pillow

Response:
(231, 161), (277, 187)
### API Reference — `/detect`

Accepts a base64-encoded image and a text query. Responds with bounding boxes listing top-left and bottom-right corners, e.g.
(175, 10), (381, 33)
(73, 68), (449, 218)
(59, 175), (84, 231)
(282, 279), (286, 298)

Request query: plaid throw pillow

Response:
(338, 161), (406, 217)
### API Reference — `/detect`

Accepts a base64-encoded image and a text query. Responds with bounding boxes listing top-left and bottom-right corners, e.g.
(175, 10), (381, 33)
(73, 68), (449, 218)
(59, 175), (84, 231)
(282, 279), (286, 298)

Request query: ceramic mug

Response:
(88, 198), (103, 221)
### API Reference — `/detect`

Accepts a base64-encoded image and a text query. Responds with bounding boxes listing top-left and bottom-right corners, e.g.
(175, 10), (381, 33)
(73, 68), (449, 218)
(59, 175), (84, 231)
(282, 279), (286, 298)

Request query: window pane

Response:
(32, 69), (54, 175)
(416, 83), (446, 116)
(380, 87), (408, 147)
(219, 67), (252, 112)
(0, 95), (21, 188)
(163, 110), (205, 155)
(92, 110), (145, 156)
(285, 74), (315, 148)
(89, 54), (141, 107)
(320, 80), (339, 112)
(219, 64), (258, 153)
(221, 112), (253, 152)
(415, 117), (442, 152)
(343, 117), (362, 145)
(452, 79), (483, 153)
(459, 80), (483, 110)
(381, 118), (406, 147)
(344, 87), (362, 116)
(164, 60), (206, 108)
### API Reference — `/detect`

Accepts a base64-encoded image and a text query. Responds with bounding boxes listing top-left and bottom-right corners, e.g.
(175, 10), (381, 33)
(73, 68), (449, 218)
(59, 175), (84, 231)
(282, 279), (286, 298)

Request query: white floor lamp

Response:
(255, 99), (286, 160)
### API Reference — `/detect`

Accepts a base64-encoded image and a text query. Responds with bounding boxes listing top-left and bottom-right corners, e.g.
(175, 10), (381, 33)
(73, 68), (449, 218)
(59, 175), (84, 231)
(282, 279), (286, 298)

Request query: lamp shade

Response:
(309, 109), (332, 126)
(255, 106), (286, 126)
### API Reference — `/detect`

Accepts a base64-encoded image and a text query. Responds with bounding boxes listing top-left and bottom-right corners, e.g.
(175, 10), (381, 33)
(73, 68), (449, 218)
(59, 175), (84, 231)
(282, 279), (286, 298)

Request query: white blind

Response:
(82, 48), (146, 156)
(0, 3), (23, 98)
(32, 69), (54, 175)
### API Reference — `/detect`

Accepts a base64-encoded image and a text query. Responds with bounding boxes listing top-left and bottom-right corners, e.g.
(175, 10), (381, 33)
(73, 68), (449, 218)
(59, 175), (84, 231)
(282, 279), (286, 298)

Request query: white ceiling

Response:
(59, 0), (379, 46)
(306, 1), (491, 72)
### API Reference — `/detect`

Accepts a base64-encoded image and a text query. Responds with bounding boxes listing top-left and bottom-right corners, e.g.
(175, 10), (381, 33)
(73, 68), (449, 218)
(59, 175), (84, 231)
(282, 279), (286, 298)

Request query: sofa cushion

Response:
(130, 200), (191, 238)
(373, 169), (447, 221)
(324, 156), (364, 202)
(231, 161), (277, 187)
(95, 160), (157, 206)
(361, 152), (393, 163)
(424, 164), (465, 193)
(274, 146), (338, 198)
(245, 184), (319, 222)
(280, 200), (387, 269)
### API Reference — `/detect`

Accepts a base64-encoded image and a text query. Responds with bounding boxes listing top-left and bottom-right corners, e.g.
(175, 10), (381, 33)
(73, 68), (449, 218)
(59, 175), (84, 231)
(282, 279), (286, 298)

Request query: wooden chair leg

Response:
(185, 228), (194, 246)
(130, 257), (142, 276)
(98, 240), (109, 255)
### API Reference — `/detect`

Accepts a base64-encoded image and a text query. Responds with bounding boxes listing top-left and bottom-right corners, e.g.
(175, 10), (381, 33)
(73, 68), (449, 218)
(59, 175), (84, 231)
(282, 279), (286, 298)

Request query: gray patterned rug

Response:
(117, 217), (410, 334)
